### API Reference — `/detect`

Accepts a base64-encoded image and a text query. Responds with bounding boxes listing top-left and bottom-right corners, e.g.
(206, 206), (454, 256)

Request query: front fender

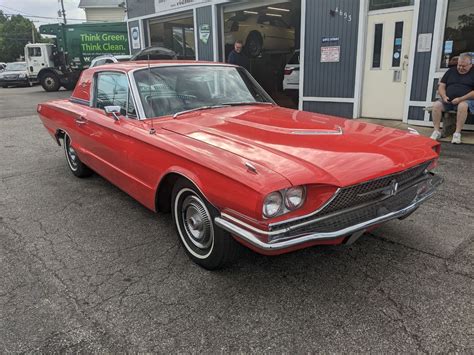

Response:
(38, 67), (63, 79)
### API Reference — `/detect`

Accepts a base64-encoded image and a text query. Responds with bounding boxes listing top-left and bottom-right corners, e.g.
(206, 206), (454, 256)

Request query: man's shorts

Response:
(440, 99), (474, 113)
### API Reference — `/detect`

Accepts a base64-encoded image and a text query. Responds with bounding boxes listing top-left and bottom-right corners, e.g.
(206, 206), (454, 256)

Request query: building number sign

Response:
(333, 7), (352, 22)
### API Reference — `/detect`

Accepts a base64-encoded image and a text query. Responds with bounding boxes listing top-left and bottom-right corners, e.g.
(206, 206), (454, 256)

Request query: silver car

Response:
(89, 55), (132, 68)
(0, 62), (35, 88)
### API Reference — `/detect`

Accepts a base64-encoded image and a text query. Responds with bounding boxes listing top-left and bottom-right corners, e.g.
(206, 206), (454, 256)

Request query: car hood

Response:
(160, 106), (438, 187)
(0, 70), (27, 77)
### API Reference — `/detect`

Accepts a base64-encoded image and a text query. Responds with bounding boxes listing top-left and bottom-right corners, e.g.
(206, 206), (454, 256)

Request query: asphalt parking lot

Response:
(1, 85), (473, 352)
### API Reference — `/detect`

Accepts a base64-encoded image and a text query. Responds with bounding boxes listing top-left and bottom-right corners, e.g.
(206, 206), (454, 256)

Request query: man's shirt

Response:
(441, 67), (474, 99)
(227, 50), (250, 70)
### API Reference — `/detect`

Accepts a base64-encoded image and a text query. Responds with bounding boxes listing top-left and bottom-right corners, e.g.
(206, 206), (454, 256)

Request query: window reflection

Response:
(369, 0), (413, 11)
(441, 0), (474, 68)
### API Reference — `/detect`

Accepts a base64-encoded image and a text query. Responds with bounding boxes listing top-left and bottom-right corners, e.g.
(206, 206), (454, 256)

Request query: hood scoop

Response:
(224, 117), (343, 136)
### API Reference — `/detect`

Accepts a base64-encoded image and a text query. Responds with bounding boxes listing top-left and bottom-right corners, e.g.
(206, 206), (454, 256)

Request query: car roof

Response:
(89, 60), (238, 72)
(93, 54), (131, 59)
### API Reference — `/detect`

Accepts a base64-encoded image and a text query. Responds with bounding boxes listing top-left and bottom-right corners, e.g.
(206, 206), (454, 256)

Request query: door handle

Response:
(75, 116), (87, 124)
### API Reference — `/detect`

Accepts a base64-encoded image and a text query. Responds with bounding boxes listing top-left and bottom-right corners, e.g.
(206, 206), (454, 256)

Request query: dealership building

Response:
(125, 0), (474, 129)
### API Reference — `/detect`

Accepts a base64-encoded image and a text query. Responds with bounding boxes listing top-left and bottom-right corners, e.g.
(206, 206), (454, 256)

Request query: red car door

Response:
(79, 71), (138, 190)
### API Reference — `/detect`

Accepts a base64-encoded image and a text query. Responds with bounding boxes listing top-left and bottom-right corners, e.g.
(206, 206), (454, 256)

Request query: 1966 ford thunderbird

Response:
(37, 61), (443, 269)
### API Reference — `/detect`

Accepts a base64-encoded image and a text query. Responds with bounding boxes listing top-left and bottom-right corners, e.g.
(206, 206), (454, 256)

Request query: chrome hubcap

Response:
(182, 195), (212, 250)
(65, 137), (78, 169)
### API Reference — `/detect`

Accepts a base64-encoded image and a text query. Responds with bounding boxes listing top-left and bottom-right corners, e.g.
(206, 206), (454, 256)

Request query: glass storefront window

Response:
(441, 0), (474, 68)
(148, 15), (196, 60)
(369, 0), (414, 11)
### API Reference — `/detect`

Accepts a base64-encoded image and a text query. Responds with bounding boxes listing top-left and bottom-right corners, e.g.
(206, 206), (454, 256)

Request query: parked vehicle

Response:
(0, 62), (36, 88)
(225, 13), (295, 57)
(130, 46), (178, 61)
(37, 61), (442, 269)
(26, 22), (128, 92)
(90, 54), (132, 68)
(283, 49), (300, 92)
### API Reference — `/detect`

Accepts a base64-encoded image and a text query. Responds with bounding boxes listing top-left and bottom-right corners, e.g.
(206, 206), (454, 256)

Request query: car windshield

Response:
(288, 51), (300, 65)
(5, 62), (26, 71)
(133, 65), (273, 118)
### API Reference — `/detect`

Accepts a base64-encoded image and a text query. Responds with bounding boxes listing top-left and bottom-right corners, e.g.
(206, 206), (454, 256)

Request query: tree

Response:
(0, 11), (41, 62)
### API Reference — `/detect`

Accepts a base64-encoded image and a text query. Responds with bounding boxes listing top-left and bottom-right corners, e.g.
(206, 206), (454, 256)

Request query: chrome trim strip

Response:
(127, 70), (145, 119)
(215, 174), (442, 251)
(291, 125), (343, 135)
(69, 97), (90, 106)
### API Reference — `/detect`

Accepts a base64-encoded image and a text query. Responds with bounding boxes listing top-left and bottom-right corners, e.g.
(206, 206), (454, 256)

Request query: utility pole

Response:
(31, 20), (39, 43)
(60, 0), (67, 24)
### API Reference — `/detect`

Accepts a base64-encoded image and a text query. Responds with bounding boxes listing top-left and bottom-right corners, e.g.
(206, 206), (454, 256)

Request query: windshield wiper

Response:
(221, 102), (274, 106)
(173, 105), (229, 118)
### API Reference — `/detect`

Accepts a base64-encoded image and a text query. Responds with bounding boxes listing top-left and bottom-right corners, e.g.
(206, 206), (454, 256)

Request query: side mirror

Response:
(104, 105), (121, 121)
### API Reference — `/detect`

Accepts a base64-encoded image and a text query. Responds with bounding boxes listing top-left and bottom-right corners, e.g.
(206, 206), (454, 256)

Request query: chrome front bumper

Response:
(215, 173), (443, 251)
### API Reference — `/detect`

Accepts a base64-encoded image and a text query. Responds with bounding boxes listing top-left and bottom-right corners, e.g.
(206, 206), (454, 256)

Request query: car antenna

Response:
(148, 54), (156, 135)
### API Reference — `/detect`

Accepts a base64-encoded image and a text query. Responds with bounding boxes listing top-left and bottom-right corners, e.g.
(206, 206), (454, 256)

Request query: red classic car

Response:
(37, 61), (442, 269)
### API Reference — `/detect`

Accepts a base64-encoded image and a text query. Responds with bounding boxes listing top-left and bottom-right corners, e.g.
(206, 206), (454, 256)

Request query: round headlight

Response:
(19, 73), (26, 78)
(263, 191), (283, 218)
(284, 186), (305, 210)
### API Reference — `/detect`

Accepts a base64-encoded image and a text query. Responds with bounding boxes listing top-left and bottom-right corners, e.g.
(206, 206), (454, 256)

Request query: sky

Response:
(0, 0), (86, 27)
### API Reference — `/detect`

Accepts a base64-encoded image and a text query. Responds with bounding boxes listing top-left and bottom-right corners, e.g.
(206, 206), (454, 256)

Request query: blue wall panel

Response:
(303, 101), (354, 118)
(410, 0), (437, 101)
(303, 0), (360, 98)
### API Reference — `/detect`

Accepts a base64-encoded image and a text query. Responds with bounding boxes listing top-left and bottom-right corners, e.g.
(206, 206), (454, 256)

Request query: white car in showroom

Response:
(225, 13), (295, 57)
(283, 49), (300, 102)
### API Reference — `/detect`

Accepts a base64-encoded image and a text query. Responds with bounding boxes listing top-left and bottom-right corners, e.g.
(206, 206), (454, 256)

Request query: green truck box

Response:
(26, 22), (129, 91)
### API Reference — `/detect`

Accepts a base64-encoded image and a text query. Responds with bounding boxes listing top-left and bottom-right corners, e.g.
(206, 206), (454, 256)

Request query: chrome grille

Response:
(272, 183), (419, 240)
(319, 161), (430, 215)
(271, 161), (431, 232)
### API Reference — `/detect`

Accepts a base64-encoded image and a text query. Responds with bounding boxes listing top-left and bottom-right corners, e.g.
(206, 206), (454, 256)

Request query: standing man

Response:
(227, 40), (250, 71)
(430, 52), (474, 144)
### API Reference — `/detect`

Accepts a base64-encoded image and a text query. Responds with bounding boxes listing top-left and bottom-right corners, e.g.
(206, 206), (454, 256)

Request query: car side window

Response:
(28, 47), (42, 57)
(271, 18), (288, 28)
(257, 15), (271, 25)
(127, 89), (137, 118)
(94, 72), (129, 116)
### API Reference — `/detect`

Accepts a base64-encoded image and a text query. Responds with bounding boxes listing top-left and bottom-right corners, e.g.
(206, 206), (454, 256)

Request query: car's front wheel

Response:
(63, 133), (93, 178)
(171, 179), (240, 269)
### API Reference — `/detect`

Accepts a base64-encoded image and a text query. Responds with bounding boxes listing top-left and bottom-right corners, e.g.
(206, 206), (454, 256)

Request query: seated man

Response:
(430, 52), (474, 144)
